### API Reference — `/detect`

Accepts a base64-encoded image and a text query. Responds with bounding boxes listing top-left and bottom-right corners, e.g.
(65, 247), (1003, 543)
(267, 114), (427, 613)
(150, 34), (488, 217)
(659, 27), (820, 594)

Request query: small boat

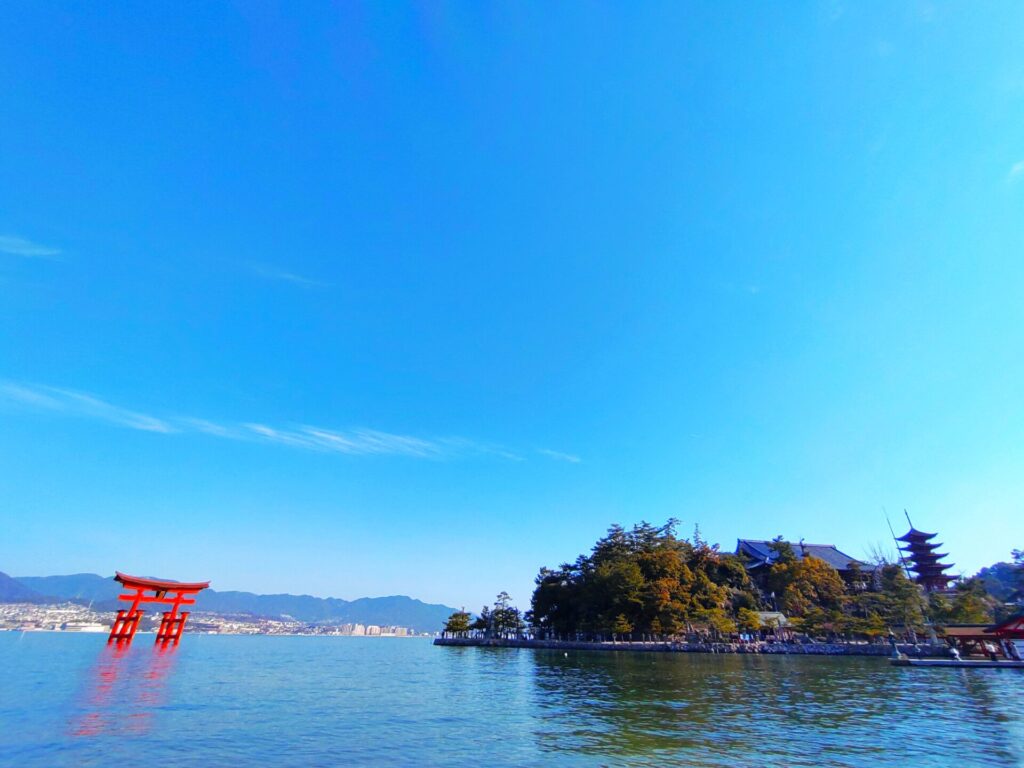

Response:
(890, 657), (1024, 669)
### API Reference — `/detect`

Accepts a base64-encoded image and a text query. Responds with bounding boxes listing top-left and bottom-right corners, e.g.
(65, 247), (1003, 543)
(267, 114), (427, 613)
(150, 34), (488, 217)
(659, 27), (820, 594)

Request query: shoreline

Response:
(434, 636), (948, 657)
(1, 628), (434, 638)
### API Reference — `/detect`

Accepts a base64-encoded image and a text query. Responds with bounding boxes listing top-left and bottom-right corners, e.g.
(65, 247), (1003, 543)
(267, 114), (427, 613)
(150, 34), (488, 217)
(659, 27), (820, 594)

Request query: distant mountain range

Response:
(2, 572), (457, 633)
(0, 572), (49, 603)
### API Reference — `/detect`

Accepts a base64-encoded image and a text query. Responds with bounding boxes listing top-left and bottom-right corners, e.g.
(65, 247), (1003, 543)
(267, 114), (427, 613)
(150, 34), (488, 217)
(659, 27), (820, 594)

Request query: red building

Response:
(989, 613), (1024, 641)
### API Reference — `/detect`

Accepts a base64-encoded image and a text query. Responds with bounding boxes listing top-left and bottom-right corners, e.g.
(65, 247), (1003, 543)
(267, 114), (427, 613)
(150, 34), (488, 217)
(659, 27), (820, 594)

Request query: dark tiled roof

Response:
(736, 539), (866, 571)
(896, 528), (937, 542)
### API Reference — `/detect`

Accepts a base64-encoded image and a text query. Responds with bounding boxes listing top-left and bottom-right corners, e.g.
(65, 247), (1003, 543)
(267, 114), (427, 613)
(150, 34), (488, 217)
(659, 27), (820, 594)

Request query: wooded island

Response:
(443, 520), (1021, 643)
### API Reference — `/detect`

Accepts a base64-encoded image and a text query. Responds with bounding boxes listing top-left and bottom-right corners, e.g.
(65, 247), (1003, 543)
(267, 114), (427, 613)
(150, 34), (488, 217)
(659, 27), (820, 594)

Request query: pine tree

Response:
(612, 613), (633, 640)
(737, 607), (762, 632)
(470, 606), (492, 634)
(443, 609), (471, 636)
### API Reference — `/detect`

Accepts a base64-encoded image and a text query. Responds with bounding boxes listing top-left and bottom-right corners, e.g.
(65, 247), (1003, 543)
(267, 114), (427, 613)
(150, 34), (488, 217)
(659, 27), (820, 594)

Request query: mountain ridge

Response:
(9, 573), (456, 633)
(0, 571), (50, 603)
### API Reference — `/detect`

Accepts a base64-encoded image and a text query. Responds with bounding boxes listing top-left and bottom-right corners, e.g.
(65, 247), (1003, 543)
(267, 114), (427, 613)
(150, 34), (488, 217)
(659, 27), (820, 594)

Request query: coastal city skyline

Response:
(3, 3), (1024, 612)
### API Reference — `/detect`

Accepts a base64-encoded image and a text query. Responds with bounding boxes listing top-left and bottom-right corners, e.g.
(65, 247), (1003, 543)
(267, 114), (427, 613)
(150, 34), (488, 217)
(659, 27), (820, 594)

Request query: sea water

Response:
(1, 633), (1021, 767)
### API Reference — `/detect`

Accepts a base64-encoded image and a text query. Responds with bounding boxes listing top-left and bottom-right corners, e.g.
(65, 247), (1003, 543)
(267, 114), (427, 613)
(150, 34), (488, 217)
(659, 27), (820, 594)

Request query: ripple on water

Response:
(1, 635), (1022, 767)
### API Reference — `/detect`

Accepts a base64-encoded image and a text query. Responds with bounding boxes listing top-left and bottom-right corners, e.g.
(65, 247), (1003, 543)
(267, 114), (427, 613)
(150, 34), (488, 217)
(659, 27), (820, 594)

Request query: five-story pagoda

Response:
(896, 525), (955, 592)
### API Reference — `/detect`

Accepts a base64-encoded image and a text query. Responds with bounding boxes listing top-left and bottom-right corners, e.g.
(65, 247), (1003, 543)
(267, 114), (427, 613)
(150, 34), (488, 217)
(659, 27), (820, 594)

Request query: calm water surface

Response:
(1, 633), (1022, 766)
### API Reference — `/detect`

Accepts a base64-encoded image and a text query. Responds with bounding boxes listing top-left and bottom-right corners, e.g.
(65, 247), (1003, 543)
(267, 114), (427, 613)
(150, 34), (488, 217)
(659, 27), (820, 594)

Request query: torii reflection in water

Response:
(71, 642), (179, 737)
(70, 571), (210, 737)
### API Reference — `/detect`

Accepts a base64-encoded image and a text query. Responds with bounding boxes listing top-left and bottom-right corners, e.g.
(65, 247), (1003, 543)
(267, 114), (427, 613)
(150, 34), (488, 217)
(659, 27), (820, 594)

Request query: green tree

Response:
(842, 560), (870, 593)
(612, 613), (633, 640)
(443, 609), (471, 636)
(928, 579), (994, 625)
(768, 536), (797, 564)
(854, 612), (887, 639)
(771, 555), (846, 617)
(530, 565), (583, 636)
(498, 607), (525, 637)
(798, 608), (826, 638)
(494, 591), (512, 612)
(877, 564), (925, 632)
(970, 558), (1023, 602)
(696, 607), (736, 638)
(658, 607), (684, 637)
(490, 592), (525, 638)
(470, 606), (492, 634)
(737, 607), (762, 633)
(763, 537), (798, 601)
(594, 559), (645, 631)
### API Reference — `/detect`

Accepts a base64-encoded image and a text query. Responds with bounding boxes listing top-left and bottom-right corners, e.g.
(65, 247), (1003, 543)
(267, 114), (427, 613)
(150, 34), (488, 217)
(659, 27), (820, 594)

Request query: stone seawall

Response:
(433, 636), (947, 657)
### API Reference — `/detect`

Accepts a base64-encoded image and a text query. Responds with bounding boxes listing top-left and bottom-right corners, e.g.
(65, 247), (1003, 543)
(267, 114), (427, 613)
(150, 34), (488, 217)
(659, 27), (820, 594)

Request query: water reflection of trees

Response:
(526, 650), (1024, 766)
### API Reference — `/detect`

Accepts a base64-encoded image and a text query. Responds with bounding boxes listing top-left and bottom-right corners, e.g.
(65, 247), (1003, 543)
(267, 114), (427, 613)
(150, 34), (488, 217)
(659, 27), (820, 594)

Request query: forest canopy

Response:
(520, 520), (1017, 640)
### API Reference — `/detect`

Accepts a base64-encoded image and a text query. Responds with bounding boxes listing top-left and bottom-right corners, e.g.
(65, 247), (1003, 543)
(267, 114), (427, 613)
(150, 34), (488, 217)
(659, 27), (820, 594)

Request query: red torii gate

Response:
(108, 572), (210, 647)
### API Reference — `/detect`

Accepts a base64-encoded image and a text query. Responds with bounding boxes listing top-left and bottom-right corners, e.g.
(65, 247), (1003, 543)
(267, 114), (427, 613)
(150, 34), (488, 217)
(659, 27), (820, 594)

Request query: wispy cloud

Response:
(0, 382), (174, 433)
(250, 263), (327, 288)
(0, 235), (62, 259)
(433, 437), (524, 462)
(0, 381), (572, 463)
(245, 424), (445, 458)
(179, 417), (237, 438)
(1009, 160), (1024, 181)
(537, 448), (582, 464)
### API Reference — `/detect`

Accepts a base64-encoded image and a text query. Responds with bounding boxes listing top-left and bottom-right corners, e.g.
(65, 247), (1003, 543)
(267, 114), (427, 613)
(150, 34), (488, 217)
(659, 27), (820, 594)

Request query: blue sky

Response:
(2, 2), (1023, 610)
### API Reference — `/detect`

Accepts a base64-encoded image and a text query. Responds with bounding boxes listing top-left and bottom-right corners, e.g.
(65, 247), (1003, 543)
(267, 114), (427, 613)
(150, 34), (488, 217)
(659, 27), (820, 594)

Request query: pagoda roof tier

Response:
(907, 552), (950, 562)
(914, 564), (955, 575)
(909, 557), (946, 569)
(911, 564), (952, 573)
(896, 528), (937, 542)
(899, 541), (944, 552)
